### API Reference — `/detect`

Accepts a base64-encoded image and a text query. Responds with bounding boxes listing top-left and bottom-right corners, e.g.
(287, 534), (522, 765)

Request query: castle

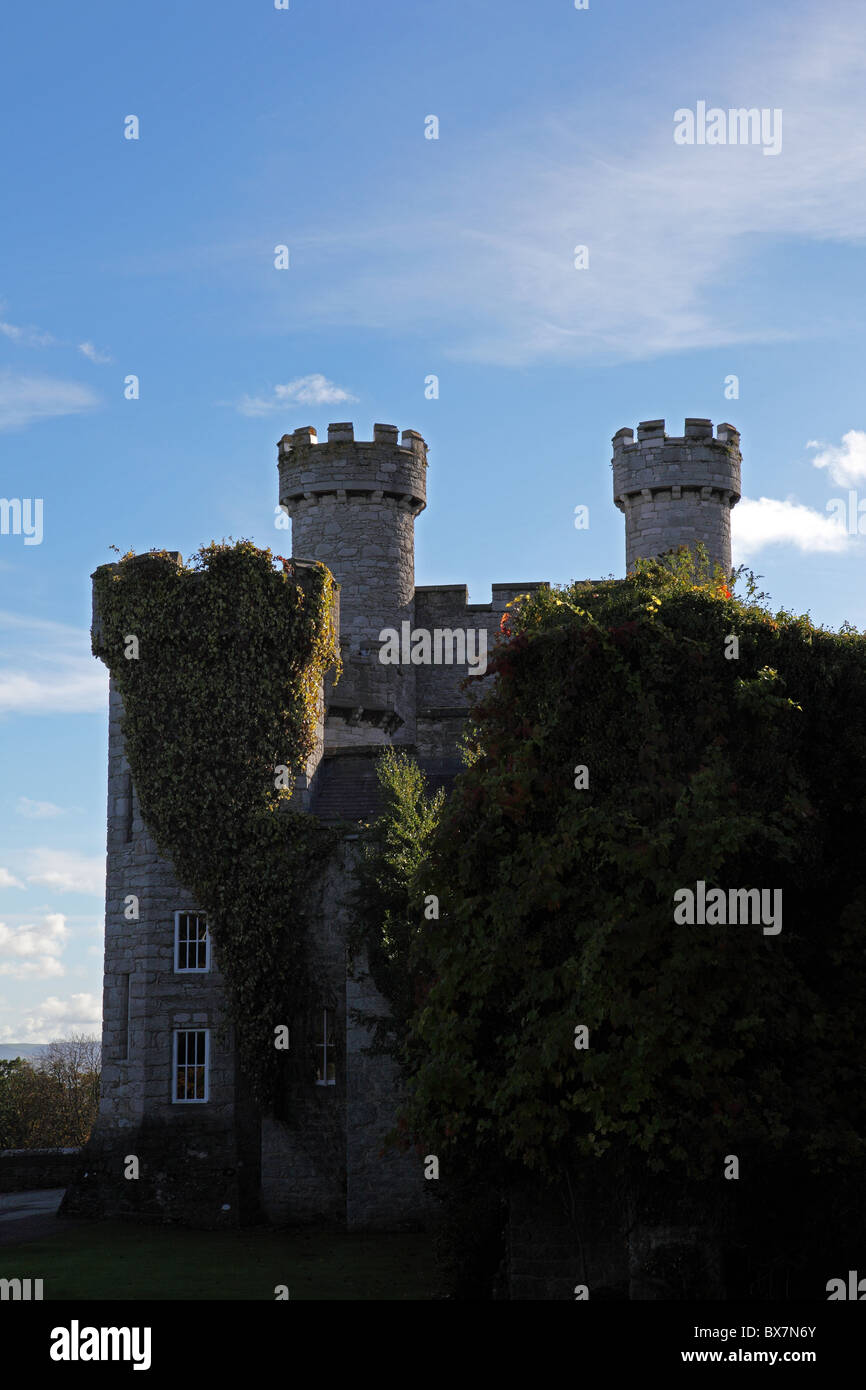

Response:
(66, 416), (742, 1233)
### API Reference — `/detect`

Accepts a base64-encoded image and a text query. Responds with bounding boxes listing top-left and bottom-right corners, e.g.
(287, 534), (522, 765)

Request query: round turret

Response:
(277, 423), (428, 744)
(612, 418), (741, 573)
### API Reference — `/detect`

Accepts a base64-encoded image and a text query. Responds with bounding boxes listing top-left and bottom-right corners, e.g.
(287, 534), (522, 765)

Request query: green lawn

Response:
(0, 1221), (437, 1300)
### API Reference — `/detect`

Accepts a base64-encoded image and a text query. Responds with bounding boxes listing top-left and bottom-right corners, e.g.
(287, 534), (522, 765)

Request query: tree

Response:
(0, 1037), (101, 1149)
(36, 1035), (101, 1146)
(0, 1059), (29, 1149)
(348, 747), (444, 1053)
(397, 555), (866, 1198)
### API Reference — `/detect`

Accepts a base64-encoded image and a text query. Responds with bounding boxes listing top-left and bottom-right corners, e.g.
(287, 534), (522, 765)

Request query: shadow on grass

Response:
(0, 1220), (436, 1300)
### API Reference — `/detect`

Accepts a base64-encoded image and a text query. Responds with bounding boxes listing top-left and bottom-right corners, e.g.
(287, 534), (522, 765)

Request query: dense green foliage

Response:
(348, 749), (444, 1052)
(0, 1038), (100, 1148)
(391, 553), (866, 1187)
(92, 542), (341, 1108)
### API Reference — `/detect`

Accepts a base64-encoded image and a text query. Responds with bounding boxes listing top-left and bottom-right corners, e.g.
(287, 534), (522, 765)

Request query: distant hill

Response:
(0, 1044), (49, 1061)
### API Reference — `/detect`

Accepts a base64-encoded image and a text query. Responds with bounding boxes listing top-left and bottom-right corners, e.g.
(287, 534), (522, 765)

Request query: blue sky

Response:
(2, 0), (866, 1041)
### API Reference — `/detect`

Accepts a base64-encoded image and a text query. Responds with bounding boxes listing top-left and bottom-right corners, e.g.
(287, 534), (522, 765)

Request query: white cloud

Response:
(732, 496), (850, 560)
(807, 430), (866, 487)
(78, 341), (112, 365)
(0, 303), (111, 363)
(16, 992), (101, 1042)
(276, 375), (357, 406)
(237, 394), (280, 418)
(0, 372), (99, 430)
(0, 668), (107, 714)
(16, 797), (66, 820)
(237, 373), (357, 416)
(241, 5), (866, 366)
(0, 912), (68, 980)
(0, 315), (56, 348)
(0, 958), (65, 979)
(0, 868), (25, 889)
(0, 610), (108, 715)
(25, 849), (104, 897)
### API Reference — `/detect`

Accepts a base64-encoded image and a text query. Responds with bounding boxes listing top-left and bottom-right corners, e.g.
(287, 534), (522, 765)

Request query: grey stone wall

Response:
(279, 424), (427, 748)
(346, 950), (433, 1231)
(413, 582), (548, 740)
(505, 1181), (725, 1300)
(96, 680), (238, 1136)
(612, 419), (741, 573)
(259, 841), (431, 1230)
(0, 1148), (81, 1193)
(259, 855), (347, 1226)
(66, 665), (254, 1227)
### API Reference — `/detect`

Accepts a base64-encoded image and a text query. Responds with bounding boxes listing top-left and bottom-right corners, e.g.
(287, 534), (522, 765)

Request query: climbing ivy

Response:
(392, 550), (866, 1184)
(92, 541), (341, 1111)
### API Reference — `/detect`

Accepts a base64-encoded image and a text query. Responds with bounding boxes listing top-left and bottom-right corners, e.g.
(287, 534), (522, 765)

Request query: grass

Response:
(0, 1220), (437, 1300)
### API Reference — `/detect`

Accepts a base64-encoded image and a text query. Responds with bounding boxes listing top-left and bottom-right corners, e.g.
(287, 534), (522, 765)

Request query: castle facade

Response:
(67, 417), (741, 1230)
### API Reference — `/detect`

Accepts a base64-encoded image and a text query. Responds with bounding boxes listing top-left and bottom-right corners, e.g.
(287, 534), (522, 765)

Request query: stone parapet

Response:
(612, 419), (741, 573)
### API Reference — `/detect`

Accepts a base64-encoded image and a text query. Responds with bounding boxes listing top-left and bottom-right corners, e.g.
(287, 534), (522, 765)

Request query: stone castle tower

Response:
(278, 423), (427, 751)
(613, 418), (741, 572)
(67, 416), (741, 1231)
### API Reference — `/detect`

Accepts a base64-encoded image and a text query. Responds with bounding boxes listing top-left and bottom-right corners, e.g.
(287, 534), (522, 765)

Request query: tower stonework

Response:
(612, 418), (741, 573)
(278, 423), (427, 749)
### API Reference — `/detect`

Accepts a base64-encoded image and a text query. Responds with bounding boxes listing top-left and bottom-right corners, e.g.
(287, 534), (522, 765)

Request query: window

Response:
(315, 1007), (336, 1086)
(174, 912), (210, 971)
(119, 973), (131, 1061)
(173, 1029), (209, 1102)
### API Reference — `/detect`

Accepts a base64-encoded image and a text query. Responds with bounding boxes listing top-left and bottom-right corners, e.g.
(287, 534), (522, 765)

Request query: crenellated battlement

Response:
(278, 423), (428, 516)
(415, 581), (548, 617)
(612, 418), (741, 452)
(278, 422), (427, 457)
(612, 418), (742, 573)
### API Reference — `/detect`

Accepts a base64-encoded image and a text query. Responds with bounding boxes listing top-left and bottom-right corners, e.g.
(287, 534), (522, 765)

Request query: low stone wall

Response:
(59, 1114), (261, 1229)
(506, 1179), (629, 1301)
(506, 1176), (728, 1300)
(0, 1147), (82, 1193)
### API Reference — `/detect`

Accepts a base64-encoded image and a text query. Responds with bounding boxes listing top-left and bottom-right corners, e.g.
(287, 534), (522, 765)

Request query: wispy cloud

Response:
(733, 496), (850, 559)
(0, 912), (68, 979)
(0, 372), (100, 430)
(16, 798), (67, 820)
(0, 311), (56, 348)
(78, 341), (112, 365)
(237, 373), (358, 416)
(241, 5), (866, 366)
(0, 302), (112, 365)
(0, 868), (25, 889)
(25, 849), (104, 897)
(0, 611), (107, 715)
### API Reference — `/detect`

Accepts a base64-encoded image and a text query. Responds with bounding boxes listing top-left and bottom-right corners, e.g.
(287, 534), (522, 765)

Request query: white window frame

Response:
(172, 1028), (210, 1103)
(174, 911), (210, 973)
(315, 1006), (336, 1087)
